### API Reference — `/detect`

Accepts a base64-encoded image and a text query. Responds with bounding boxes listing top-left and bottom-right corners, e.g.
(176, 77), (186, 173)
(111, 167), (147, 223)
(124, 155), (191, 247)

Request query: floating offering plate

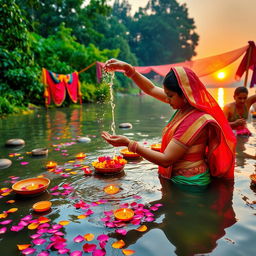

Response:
(12, 177), (50, 195)
(114, 208), (134, 221)
(150, 143), (161, 151)
(94, 166), (124, 175)
(120, 148), (140, 159)
(32, 201), (52, 212)
(31, 148), (48, 156)
(250, 174), (256, 184)
(92, 156), (127, 175)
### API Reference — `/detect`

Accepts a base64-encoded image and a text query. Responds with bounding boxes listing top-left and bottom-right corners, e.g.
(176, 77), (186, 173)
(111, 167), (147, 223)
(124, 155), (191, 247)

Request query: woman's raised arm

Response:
(104, 59), (168, 103)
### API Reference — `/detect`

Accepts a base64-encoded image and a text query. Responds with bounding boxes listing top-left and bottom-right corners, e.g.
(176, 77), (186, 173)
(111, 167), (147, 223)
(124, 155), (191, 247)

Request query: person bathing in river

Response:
(102, 59), (236, 186)
(223, 86), (256, 136)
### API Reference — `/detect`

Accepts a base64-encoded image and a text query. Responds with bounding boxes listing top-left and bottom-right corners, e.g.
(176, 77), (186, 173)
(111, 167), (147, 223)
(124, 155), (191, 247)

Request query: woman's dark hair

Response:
(163, 69), (183, 96)
(234, 86), (248, 96)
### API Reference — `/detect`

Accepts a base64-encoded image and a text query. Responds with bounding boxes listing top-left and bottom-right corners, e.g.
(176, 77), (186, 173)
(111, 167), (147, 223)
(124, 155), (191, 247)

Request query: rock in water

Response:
(0, 159), (12, 169)
(119, 123), (133, 129)
(77, 137), (91, 143)
(5, 138), (25, 146)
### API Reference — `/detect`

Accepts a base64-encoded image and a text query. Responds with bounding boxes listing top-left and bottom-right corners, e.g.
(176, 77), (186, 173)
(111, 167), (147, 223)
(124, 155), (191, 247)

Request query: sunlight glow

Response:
(217, 88), (224, 109)
(217, 71), (226, 80)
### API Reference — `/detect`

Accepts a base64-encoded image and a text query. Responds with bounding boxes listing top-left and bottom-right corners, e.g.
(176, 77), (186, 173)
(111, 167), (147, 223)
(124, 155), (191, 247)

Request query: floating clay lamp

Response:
(104, 185), (120, 195)
(114, 208), (134, 221)
(46, 161), (57, 169)
(5, 138), (25, 147)
(76, 153), (86, 159)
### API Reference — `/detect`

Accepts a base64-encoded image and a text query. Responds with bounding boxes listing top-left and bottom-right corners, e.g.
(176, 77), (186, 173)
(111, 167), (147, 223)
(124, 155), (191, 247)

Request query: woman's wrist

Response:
(128, 140), (138, 153)
(124, 65), (136, 78)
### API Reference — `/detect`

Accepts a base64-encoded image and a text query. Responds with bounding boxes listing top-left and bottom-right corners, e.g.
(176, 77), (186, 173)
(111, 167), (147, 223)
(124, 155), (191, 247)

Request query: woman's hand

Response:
(101, 131), (130, 147)
(234, 118), (246, 127)
(104, 59), (133, 74)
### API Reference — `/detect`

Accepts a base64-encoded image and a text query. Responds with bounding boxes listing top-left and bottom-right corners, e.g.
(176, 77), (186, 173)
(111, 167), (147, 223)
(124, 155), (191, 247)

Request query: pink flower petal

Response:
(70, 251), (83, 256)
(32, 238), (47, 245)
(145, 217), (155, 222)
(37, 251), (49, 256)
(58, 248), (70, 254)
(92, 249), (106, 256)
(105, 222), (115, 228)
(54, 242), (67, 250)
(115, 229), (127, 235)
(30, 234), (42, 239)
(85, 209), (94, 216)
(73, 235), (84, 243)
(0, 227), (7, 234)
(52, 224), (62, 229)
(103, 211), (113, 216)
(11, 225), (24, 232)
(21, 248), (36, 255)
(97, 234), (109, 242)
(21, 215), (33, 221)
(21, 162), (29, 165)
(0, 219), (12, 225)
(83, 243), (96, 253)
(50, 186), (59, 191)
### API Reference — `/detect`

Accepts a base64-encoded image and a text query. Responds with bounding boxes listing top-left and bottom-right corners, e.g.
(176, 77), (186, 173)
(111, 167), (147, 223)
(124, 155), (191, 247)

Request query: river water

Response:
(0, 87), (255, 256)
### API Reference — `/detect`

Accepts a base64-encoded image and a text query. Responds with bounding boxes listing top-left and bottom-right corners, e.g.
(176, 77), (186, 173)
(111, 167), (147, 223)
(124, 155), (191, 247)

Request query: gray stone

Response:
(119, 123), (133, 129)
(5, 138), (25, 146)
(0, 159), (12, 169)
(77, 137), (91, 143)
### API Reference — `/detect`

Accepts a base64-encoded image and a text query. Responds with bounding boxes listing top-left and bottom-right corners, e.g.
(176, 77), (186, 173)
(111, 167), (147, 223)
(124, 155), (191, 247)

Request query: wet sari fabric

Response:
(159, 67), (236, 183)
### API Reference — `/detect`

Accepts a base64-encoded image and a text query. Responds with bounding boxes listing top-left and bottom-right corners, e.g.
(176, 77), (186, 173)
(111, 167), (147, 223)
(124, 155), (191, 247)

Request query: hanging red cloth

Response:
(235, 41), (256, 82)
(42, 68), (82, 106)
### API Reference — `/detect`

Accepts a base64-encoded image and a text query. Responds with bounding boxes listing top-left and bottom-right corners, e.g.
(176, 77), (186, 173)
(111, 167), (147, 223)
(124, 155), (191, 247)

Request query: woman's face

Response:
(234, 92), (248, 106)
(164, 87), (186, 109)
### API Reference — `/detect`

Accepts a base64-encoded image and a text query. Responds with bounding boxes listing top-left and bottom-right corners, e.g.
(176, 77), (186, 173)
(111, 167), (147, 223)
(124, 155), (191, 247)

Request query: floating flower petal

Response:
(136, 225), (147, 232)
(83, 243), (96, 252)
(84, 233), (94, 241)
(17, 244), (31, 251)
(112, 240), (125, 249)
(122, 249), (136, 255)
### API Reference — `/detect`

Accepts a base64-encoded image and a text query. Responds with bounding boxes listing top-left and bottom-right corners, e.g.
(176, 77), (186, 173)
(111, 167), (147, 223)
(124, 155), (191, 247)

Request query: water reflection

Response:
(110, 177), (236, 256)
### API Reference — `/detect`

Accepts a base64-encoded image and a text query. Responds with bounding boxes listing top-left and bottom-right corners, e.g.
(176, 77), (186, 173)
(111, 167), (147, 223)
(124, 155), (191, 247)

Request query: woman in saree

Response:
(102, 59), (236, 186)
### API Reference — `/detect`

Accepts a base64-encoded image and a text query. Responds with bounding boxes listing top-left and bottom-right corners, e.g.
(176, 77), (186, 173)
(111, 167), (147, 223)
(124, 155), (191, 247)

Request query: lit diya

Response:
(12, 177), (50, 195)
(104, 185), (120, 194)
(32, 201), (52, 212)
(120, 148), (140, 159)
(46, 161), (57, 169)
(76, 152), (86, 159)
(92, 156), (127, 175)
(114, 208), (134, 221)
(150, 143), (161, 152)
(250, 174), (256, 184)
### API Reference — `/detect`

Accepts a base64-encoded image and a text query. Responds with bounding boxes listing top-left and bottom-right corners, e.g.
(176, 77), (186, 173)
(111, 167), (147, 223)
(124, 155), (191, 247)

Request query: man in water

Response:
(223, 86), (256, 136)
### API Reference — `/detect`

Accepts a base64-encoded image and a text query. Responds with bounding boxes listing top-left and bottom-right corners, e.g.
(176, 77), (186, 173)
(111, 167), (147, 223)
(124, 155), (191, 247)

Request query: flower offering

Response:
(92, 156), (127, 169)
(150, 143), (161, 152)
(120, 148), (140, 159)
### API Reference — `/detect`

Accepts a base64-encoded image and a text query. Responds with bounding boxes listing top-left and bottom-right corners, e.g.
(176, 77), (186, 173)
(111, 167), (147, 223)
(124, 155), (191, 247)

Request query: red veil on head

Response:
(172, 67), (236, 179)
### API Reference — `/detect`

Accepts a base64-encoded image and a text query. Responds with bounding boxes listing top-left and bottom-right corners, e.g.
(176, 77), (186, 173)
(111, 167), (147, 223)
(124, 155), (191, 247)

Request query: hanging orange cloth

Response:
(42, 68), (82, 106)
(96, 44), (248, 81)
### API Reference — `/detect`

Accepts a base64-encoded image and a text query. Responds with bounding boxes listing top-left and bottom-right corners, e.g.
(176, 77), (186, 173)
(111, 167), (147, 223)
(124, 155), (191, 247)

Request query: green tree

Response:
(129, 0), (199, 65)
(0, 0), (42, 114)
(15, 0), (111, 46)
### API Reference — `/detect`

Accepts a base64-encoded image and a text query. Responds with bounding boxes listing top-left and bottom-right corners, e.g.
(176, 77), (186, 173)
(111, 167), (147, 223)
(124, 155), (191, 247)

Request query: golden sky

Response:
(127, 0), (256, 86)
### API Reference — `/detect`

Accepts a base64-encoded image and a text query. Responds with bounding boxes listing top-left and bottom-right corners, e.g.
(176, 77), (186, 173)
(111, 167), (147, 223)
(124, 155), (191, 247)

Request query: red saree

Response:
(159, 67), (236, 180)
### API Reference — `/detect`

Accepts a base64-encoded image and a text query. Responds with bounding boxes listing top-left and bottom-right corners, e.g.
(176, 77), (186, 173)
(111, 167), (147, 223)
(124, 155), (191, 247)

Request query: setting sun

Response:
(217, 71), (226, 79)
